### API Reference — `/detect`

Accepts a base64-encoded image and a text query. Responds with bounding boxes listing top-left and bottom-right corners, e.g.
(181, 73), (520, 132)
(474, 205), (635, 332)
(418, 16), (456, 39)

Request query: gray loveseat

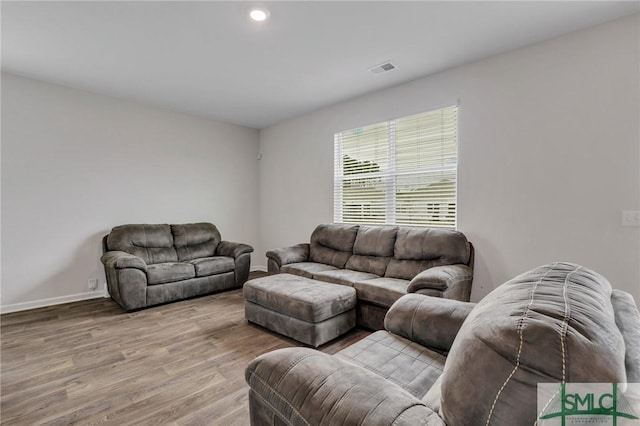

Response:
(101, 222), (253, 311)
(246, 262), (640, 425)
(266, 223), (473, 329)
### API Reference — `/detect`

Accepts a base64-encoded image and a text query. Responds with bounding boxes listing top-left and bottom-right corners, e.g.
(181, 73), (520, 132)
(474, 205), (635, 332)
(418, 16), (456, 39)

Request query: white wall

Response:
(1, 73), (260, 311)
(258, 14), (640, 302)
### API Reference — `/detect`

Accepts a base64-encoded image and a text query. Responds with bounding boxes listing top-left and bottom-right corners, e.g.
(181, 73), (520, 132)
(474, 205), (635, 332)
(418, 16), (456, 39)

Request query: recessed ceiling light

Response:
(249, 8), (269, 22)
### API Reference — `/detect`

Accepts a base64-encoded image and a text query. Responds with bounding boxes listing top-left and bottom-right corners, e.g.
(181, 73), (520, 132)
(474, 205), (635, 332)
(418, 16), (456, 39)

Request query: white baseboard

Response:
(1, 290), (105, 314)
(3, 268), (266, 314)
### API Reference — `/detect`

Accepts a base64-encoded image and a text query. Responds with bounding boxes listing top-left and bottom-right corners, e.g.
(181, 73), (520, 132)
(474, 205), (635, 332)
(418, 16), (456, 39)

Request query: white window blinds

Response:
(334, 105), (458, 228)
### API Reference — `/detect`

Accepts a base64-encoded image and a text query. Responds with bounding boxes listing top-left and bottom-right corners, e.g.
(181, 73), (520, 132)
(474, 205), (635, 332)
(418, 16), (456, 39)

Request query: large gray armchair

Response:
(245, 262), (640, 425)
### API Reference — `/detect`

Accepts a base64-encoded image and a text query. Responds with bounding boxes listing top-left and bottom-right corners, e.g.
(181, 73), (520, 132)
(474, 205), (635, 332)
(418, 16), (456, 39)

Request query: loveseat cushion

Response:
(336, 330), (445, 399)
(313, 269), (379, 287)
(188, 256), (234, 277)
(309, 224), (359, 268)
(439, 262), (627, 426)
(171, 223), (221, 261)
(147, 262), (196, 285)
(353, 277), (409, 307)
(107, 224), (177, 264)
(281, 262), (338, 278)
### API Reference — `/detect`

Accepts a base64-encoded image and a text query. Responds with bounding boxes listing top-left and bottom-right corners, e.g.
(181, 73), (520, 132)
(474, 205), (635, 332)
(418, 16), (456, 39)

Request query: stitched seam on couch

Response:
(352, 359), (442, 395)
(247, 371), (311, 426)
(390, 403), (429, 426)
(250, 385), (297, 426)
(484, 262), (557, 426)
(560, 266), (580, 382)
(275, 353), (317, 389)
(534, 266), (579, 425)
(343, 339), (443, 393)
(410, 298), (429, 341)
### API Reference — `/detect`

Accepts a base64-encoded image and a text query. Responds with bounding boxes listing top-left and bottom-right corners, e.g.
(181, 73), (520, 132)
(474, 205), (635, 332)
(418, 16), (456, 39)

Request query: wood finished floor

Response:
(0, 275), (371, 425)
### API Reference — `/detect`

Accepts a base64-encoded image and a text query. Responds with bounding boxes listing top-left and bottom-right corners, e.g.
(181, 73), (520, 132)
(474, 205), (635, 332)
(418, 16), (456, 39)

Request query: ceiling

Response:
(2, 1), (639, 129)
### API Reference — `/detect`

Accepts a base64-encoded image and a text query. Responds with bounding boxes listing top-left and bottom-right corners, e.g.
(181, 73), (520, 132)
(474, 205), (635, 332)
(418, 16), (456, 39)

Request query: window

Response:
(333, 106), (458, 228)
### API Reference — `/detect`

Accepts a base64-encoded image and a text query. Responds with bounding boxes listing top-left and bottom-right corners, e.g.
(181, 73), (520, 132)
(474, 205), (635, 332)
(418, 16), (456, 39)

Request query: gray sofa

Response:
(246, 262), (640, 425)
(101, 222), (253, 311)
(266, 223), (473, 329)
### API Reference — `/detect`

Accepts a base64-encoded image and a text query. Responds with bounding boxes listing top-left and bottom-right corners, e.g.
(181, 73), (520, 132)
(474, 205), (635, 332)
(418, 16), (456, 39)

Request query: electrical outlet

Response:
(88, 279), (99, 290)
(622, 210), (640, 227)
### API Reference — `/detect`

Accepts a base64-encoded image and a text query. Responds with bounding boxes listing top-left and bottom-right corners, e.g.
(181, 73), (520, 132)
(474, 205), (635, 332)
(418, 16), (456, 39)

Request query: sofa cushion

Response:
(385, 228), (470, 280)
(281, 262), (338, 279)
(107, 224), (177, 264)
(393, 227), (469, 263)
(353, 225), (398, 257)
(147, 262), (196, 285)
(336, 330), (445, 399)
(309, 224), (359, 268)
(171, 223), (221, 261)
(345, 255), (391, 276)
(188, 256), (234, 277)
(353, 278), (409, 308)
(385, 259), (443, 281)
(440, 262), (627, 426)
(313, 269), (379, 287)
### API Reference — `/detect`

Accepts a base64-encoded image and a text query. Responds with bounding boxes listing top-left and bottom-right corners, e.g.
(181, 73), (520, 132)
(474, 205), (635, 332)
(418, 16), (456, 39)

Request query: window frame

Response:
(333, 105), (458, 228)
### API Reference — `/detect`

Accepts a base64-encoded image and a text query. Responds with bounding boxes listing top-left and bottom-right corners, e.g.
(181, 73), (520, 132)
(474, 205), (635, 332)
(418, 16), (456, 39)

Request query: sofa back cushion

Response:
(309, 224), (359, 268)
(107, 224), (177, 264)
(171, 223), (221, 261)
(385, 227), (470, 280)
(439, 263), (627, 426)
(345, 226), (397, 275)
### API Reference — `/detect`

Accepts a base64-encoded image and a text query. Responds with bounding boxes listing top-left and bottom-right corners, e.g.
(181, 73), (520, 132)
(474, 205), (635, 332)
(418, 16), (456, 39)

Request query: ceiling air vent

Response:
(369, 61), (396, 75)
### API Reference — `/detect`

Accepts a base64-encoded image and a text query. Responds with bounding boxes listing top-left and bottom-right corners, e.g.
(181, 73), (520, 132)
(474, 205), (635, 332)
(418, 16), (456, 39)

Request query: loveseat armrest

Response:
(384, 294), (476, 353)
(245, 347), (440, 426)
(407, 264), (473, 301)
(100, 251), (147, 272)
(265, 243), (310, 274)
(217, 241), (254, 258)
(100, 251), (147, 311)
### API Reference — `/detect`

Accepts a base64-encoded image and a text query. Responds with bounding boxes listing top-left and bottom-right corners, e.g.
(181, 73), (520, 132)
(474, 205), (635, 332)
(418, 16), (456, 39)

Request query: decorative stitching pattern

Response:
(275, 353), (317, 389)
(250, 388), (297, 426)
(534, 264), (580, 425)
(560, 265), (580, 382)
(337, 333), (445, 397)
(247, 369), (311, 426)
(391, 403), (430, 426)
(484, 262), (558, 426)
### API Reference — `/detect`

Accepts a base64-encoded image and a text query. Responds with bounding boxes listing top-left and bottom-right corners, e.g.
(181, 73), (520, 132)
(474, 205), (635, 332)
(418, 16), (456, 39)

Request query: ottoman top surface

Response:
(243, 273), (357, 323)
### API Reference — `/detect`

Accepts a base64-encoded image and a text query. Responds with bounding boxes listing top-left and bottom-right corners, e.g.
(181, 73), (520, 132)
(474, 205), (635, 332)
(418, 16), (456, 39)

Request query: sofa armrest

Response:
(246, 347), (439, 426)
(384, 294), (476, 353)
(407, 265), (473, 301)
(100, 251), (147, 272)
(101, 252), (147, 311)
(266, 243), (310, 267)
(216, 241), (254, 258)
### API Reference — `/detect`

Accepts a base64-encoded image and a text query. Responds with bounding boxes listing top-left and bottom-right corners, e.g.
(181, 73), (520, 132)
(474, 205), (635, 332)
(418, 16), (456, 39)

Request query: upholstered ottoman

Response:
(243, 274), (357, 347)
